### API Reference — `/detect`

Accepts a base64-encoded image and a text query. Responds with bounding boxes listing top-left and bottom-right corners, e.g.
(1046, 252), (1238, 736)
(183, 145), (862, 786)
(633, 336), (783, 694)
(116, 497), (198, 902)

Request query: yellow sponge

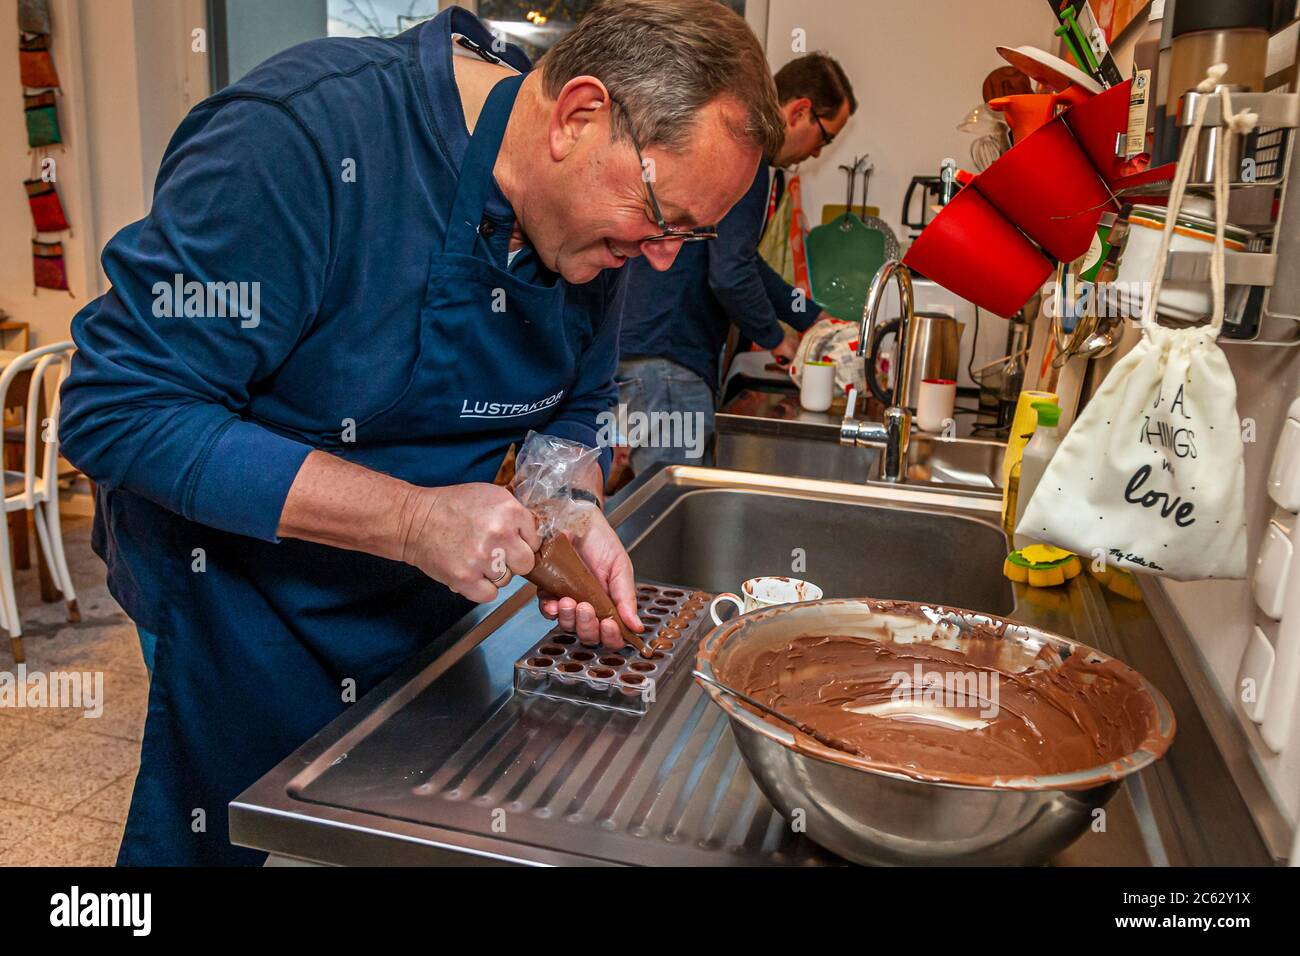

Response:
(1089, 563), (1143, 601)
(1004, 545), (1082, 588)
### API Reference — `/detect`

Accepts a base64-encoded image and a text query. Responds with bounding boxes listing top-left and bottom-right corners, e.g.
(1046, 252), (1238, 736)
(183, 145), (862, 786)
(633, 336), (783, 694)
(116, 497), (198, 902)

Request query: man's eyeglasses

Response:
(611, 97), (718, 243)
(813, 111), (835, 148)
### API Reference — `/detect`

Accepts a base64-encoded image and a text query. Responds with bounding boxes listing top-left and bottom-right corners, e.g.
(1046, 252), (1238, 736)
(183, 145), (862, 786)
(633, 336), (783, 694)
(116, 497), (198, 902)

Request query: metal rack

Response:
(1165, 91), (1300, 347)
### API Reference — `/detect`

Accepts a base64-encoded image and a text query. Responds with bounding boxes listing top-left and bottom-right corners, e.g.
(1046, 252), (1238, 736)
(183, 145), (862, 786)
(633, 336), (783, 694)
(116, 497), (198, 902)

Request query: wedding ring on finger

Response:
(487, 566), (512, 588)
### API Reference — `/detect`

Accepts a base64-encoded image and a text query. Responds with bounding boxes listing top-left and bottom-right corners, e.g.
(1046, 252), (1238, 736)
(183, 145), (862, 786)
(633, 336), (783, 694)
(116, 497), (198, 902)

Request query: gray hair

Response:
(539, 0), (784, 159)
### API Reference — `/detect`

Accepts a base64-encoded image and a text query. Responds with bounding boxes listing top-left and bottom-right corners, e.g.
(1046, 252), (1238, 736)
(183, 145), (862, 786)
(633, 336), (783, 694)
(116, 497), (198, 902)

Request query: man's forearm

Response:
(277, 449), (421, 562)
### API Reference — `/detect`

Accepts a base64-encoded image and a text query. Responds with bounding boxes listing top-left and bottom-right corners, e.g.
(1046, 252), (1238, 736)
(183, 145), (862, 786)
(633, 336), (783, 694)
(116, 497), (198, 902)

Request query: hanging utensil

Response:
(837, 155), (866, 231)
(1075, 254), (1124, 359)
(857, 159), (901, 261)
(1050, 258), (1101, 368)
(806, 155), (888, 320)
(1078, 312), (1123, 358)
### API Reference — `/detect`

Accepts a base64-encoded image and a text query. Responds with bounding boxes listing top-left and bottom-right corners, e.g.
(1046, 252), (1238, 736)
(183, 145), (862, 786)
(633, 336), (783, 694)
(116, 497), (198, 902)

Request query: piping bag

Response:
(526, 533), (651, 657)
(512, 433), (651, 658)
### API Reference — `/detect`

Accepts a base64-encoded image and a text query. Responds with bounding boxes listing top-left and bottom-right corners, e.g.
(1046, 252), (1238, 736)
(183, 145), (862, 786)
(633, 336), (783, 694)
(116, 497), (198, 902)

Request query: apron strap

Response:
(443, 72), (527, 256)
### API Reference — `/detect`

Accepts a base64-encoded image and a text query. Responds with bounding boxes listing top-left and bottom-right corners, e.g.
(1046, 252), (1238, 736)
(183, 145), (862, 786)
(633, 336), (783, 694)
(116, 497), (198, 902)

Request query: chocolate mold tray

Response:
(513, 584), (712, 715)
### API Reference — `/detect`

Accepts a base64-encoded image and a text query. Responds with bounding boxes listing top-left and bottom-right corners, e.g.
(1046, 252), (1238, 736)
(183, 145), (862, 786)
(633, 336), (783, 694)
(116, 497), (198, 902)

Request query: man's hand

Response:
(279, 452), (541, 603)
(772, 326), (802, 365)
(397, 482), (540, 603)
(537, 510), (643, 649)
(277, 449), (639, 642)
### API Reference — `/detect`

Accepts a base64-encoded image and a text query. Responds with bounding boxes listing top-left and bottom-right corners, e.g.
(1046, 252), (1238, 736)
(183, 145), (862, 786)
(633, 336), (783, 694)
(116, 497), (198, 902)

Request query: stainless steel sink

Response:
(714, 398), (1005, 494)
(229, 466), (1273, 867)
(628, 485), (1014, 615)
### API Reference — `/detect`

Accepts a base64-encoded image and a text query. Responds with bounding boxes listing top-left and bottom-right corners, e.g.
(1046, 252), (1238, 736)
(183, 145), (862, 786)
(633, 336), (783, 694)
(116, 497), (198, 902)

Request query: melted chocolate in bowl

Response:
(709, 602), (1171, 788)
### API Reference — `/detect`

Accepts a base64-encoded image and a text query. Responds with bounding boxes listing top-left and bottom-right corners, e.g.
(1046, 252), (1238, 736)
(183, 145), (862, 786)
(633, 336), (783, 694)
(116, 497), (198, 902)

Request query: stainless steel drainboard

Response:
(286, 595), (842, 866)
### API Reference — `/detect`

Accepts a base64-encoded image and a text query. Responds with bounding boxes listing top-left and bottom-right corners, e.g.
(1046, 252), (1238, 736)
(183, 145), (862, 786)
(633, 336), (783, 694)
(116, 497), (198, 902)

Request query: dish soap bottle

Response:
(1000, 390), (1056, 538)
(1013, 401), (1062, 550)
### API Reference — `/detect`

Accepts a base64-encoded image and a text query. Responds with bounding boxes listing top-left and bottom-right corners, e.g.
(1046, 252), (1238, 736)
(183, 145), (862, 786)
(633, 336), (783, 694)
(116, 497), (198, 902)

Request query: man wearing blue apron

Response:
(58, 2), (783, 865)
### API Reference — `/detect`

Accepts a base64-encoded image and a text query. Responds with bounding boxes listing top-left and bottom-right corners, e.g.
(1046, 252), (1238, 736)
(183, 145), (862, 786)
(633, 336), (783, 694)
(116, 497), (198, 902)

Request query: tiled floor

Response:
(0, 514), (145, 866)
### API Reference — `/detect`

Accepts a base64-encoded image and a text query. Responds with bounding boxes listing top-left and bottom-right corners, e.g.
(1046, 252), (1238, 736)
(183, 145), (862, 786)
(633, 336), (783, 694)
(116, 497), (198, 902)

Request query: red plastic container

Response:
(903, 81), (1172, 318)
(903, 186), (1053, 319)
(975, 117), (1116, 262)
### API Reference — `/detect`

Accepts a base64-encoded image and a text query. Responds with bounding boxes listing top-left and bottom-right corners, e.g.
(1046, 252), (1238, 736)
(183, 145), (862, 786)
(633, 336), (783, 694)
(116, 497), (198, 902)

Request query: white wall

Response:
(763, 0), (1060, 241)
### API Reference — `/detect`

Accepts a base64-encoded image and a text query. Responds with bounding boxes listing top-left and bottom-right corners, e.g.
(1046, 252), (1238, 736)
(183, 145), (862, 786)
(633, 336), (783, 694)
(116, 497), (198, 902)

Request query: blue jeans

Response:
(616, 358), (715, 474)
(137, 627), (158, 677)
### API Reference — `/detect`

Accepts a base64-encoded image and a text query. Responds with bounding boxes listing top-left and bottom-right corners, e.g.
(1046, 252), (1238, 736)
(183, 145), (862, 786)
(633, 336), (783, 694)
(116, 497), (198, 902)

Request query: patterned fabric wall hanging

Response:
(25, 178), (69, 233)
(18, 0), (52, 35)
(19, 0), (73, 295)
(32, 240), (72, 294)
(23, 90), (60, 147)
(19, 33), (59, 89)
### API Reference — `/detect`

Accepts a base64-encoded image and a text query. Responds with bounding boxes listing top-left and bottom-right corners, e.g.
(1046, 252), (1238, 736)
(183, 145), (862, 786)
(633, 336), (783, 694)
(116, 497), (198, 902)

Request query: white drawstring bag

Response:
(1018, 66), (1253, 581)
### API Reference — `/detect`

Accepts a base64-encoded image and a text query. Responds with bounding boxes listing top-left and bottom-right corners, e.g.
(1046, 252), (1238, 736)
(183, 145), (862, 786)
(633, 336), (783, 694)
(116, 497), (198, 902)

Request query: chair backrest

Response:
(0, 342), (74, 504)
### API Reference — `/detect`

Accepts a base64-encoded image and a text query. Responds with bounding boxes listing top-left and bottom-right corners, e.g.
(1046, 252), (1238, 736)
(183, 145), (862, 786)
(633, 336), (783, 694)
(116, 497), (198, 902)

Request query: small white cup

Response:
(799, 361), (835, 412)
(916, 378), (957, 434)
(709, 576), (824, 626)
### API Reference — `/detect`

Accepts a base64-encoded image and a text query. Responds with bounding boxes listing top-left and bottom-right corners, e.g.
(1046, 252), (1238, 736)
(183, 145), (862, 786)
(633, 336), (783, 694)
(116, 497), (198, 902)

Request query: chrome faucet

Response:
(840, 259), (916, 482)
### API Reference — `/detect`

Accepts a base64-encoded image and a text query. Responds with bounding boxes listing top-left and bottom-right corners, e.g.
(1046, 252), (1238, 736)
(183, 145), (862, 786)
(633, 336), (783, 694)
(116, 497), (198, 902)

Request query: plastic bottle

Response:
(1001, 411), (1032, 540)
(1013, 401), (1062, 550)
(999, 390), (1056, 538)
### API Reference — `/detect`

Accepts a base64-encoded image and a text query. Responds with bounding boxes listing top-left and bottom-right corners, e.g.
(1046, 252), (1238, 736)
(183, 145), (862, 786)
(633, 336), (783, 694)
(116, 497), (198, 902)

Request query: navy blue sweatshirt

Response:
(618, 163), (818, 389)
(59, 13), (622, 551)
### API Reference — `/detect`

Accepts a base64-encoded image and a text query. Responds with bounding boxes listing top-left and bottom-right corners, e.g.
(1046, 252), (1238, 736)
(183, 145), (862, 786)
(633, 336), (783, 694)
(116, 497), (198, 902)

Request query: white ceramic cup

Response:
(916, 377), (957, 434)
(799, 360), (835, 412)
(709, 576), (824, 626)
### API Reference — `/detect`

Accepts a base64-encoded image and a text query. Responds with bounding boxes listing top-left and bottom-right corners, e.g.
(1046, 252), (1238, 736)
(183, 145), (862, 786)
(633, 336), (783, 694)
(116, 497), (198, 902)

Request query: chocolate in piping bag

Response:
(526, 533), (651, 657)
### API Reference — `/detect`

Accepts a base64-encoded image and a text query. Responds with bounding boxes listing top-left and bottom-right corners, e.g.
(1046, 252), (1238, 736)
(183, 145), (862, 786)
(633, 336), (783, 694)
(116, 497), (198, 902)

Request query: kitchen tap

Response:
(840, 259), (916, 482)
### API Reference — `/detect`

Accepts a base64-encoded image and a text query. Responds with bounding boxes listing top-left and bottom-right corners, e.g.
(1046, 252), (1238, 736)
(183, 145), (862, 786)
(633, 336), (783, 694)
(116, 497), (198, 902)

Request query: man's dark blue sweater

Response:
(618, 163), (819, 390)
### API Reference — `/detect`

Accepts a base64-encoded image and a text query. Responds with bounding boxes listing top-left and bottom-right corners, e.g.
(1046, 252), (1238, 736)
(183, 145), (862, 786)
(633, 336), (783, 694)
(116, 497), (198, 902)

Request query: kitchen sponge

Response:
(1003, 544), (1082, 588)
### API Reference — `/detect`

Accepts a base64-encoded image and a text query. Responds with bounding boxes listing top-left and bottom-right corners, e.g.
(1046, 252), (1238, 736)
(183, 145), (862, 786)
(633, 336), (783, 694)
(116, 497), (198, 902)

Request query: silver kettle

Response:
(866, 310), (964, 408)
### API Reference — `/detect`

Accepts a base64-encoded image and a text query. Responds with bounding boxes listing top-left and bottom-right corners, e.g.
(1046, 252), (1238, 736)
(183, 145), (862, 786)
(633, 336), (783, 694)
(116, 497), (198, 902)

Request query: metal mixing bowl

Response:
(695, 598), (1176, 866)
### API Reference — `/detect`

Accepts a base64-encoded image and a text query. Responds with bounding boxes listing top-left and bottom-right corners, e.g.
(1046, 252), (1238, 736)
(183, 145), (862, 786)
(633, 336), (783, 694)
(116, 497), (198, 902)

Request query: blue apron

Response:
(115, 71), (578, 865)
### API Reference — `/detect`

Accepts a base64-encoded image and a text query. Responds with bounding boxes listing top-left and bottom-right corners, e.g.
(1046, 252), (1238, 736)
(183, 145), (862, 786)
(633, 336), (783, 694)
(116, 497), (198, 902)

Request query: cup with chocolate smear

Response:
(709, 576), (823, 626)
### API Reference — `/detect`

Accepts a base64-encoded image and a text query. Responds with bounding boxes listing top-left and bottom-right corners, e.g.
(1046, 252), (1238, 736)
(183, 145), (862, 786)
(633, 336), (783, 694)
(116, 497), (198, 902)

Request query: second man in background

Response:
(616, 52), (857, 473)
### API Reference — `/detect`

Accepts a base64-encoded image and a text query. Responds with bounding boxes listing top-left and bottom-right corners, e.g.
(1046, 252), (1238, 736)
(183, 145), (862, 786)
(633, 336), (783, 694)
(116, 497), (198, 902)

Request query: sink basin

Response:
(714, 387), (1006, 493)
(716, 430), (1006, 493)
(627, 485), (1014, 616)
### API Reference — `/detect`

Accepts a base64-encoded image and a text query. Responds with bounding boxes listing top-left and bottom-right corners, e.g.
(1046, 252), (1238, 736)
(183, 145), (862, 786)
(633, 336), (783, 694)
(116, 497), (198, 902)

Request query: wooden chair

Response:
(1, 343), (79, 663)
